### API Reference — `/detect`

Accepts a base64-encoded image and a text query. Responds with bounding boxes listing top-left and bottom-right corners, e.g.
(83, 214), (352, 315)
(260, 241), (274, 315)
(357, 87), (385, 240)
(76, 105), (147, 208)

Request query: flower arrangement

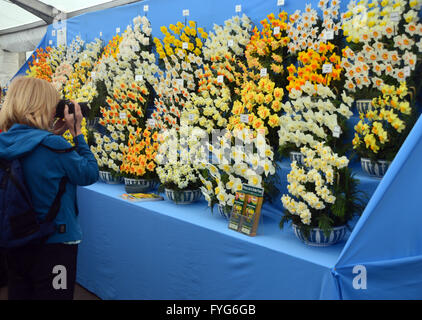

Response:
(120, 127), (160, 180)
(198, 128), (276, 215)
(280, 142), (364, 237)
(341, 0), (422, 100)
(155, 125), (206, 192)
(352, 82), (414, 161)
(26, 47), (53, 81)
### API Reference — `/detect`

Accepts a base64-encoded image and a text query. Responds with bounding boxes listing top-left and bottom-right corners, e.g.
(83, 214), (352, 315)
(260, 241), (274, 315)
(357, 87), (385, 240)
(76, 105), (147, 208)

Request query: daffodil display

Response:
(26, 47), (53, 81)
(198, 128), (276, 214)
(120, 127), (160, 179)
(155, 125), (206, 191)
(280, 142), (364, 237)
(352, 82), (414, 161)
(341, 0), (422, 99)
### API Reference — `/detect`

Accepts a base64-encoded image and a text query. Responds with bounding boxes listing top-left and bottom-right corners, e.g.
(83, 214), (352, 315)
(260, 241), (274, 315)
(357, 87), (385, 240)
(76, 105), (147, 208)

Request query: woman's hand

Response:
(64, 101), (83, 138)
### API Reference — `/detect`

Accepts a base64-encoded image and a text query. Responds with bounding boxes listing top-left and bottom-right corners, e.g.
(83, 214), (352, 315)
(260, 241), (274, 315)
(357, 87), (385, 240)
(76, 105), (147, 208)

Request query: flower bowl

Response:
(292, 224), (347, 247)
(165, 188), (202, 205)
(99, 171), (123, 184)
(360, 158), (391, 178)
(124, 178), (158, 193)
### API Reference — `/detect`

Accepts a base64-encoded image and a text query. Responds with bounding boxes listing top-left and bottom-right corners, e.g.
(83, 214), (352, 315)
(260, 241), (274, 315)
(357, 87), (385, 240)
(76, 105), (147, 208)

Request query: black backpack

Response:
(0, 145), (72, 249)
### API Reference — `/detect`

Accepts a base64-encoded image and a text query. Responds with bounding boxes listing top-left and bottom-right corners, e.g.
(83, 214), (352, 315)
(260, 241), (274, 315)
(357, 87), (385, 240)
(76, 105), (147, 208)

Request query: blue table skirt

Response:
(76, 163), (381, 300)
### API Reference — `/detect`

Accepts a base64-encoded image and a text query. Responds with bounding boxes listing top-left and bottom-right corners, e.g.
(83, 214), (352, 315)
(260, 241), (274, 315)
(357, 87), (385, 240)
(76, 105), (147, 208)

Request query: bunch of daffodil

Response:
(286, 43), (342, 92)
(155, 125), (206, 191)
(198, 128), (276, 215)
(245, 11), (291, 85)
(287, 1), (342, 54)
(120, 127), (160, 179)
(154, 20), (208, 62)
(26, 47), (53, 82)
(352, 82), (413, 161)
(341, 0), (422, 99)
(227, 71), (286, 149)
(90, 130), (125, 177)
(149, 48), (204, 131)
(280, 142), (363, 237)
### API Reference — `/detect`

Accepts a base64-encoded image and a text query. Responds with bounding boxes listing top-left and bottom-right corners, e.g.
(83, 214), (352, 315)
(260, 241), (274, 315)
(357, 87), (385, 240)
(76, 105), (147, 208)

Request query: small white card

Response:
(273, 27), (280, 35)
(119, 112), (127, 119)
(240, 114), (249, 123)
(84, 53), (88, 59)
(116, 27), (121, 33)
(322, 63), (333, 73)
(235, 5), (242, 12)
(57, 28), (66, 47)
(228, 39), (234, 47)
(135, 75), (143, 82)
(390, 11), (400, 22)
(260, 68), (267, 77)
(143, 5), (149, 12)
(325, 30), (334, 40)
(217, 75), (224, 83)
(183, 9), (190, 16)
(147, 119), (156, 126)
(404, 66), (411, 77)
(91, 72), (96, 79)
(177, 79), (184, 86)
(49, 40), (53, 45)
(333, 126), (341, 138)
(188, 114), (195, 121)
(182, 42), (188, 49)
(52, 30), (56, 37)
(99, 31), (103, 37)
(278, 0), (285, 5)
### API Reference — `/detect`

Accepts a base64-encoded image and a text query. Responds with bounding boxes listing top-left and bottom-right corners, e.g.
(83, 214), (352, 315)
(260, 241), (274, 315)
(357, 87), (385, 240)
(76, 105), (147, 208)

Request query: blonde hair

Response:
(0, 77), (60, 132)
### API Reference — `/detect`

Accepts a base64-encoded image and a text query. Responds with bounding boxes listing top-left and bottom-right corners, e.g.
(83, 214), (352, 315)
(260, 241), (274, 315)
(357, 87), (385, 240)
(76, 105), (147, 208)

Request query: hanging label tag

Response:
(404, 66), (411, 77)
(116, 27), (121, 33)
(57, 28), (67, 47)
(390, 11), (400, 22)
(119, 112), (127, 119)
(240, 114), (249, 123)
(182, 42), (189, 49)
(135, 75), (143, 82)
(49, 40), (53, 45)
(183, 9), (190, 16)
(188, 114), (195, 121)
(322, 63), (333, 73)
(333, 126), (341, 138)
(217, 75), (224, 83)
(324, 30), (334, 40)
(36, 59), (39, 64)
(143, 5), (149, 12)
(147, 119), (156, 127)
(228, 39), (234, 47)
(278, 0), (285, 5)
(273, 27), (280, 35)
(235, 5), (242, 12)
(52, 30), (56, 37)
(100, 31), (103, 37)
(260, 68), (267, 77)
(91, 72), (96, 79)
(177, 79), (184, 87)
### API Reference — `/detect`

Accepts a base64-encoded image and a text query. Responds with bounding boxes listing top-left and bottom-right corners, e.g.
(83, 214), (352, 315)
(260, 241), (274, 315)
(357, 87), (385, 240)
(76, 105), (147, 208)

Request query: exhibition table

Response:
(76, 165), (380, 300)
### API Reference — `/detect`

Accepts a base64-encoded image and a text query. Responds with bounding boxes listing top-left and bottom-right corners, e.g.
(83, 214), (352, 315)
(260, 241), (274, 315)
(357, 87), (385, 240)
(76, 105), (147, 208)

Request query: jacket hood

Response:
(0, 124), (53, 160)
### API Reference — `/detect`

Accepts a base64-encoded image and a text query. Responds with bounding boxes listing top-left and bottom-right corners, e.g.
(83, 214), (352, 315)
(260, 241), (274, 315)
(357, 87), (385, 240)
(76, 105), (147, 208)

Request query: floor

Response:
(0, 283), (100, 300)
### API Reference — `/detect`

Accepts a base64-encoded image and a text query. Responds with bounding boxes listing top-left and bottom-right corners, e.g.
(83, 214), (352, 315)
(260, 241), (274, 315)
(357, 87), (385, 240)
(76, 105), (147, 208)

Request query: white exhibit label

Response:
(390, 11), (400, 22)
(177, 79), (184, 86)
(119, 112), (127, 120)
(57, 28), (66, 47)
(147, 119), (156, 126)
(143, 5), (149, 12)
(333, 126), (341, 138)
(404, 66), (411, 77)
(49, 40), (53, 45)
(116, 27), (121, 33)
(278, 0), (285, 6)
(274, 27), (280, 35)
(100, 31), (103, 37)
(183, 9), (190, 16)
(228, 39), (234, 47)
(217, 75), (224, 83)
(91, 72), (96, 79)
(52, 30), (56, 37)
(322, 63), (333, 73)
(240, 114), (249, 123)
(188, 114), (195, 121)
(182, 42), (189, 49)
(325, 30), (334, 40)
(260, 68), (267, 77)
(235, 5), (242, 12)
(135, 75), (143, 82)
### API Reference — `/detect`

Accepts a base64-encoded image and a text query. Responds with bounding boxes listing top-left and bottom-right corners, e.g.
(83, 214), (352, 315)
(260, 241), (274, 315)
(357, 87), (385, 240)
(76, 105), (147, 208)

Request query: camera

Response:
(55, 100), (90, 119)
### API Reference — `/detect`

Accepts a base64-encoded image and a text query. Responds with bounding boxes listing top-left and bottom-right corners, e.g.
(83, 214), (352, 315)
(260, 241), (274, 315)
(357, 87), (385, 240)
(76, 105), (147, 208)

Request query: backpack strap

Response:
(44, 177), (68, 222)
(0, 159), (32, 206)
